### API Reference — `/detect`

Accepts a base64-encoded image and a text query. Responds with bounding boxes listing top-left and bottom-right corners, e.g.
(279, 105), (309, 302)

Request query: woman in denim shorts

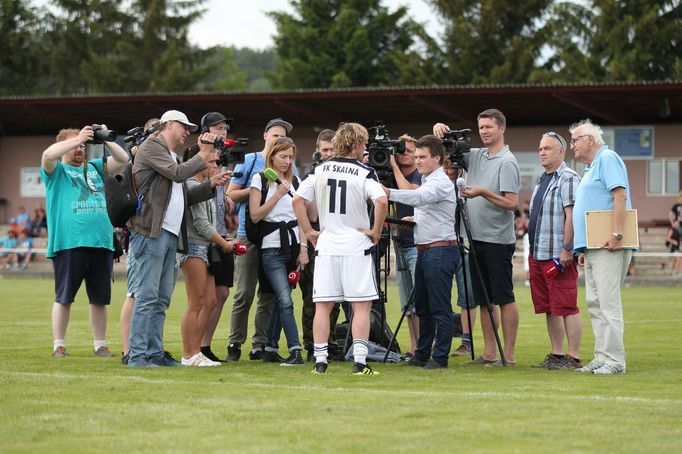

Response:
(178, 148), (235, 367)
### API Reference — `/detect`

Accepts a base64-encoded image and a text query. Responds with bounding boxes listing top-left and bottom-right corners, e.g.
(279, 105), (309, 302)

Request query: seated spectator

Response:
(0, 230), (18, 269)
(14, 206), (30, 230)
(29, 207), (48, 237)
(15, 229), (33, 270)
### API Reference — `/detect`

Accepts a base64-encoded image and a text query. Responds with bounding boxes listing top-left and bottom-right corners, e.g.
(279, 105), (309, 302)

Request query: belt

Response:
(416, 240), (458, 252)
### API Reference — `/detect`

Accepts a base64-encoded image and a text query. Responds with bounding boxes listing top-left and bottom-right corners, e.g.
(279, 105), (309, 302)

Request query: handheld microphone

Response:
(312, 151), (322, 162)
(456, 178), (467, 199)
(233, 242), (247, 255)
(263, 167), (294, 197)
(288, 264), (301, 286)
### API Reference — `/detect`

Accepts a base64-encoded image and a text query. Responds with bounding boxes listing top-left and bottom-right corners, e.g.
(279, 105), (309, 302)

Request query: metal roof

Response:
(1, 81), (680, 135)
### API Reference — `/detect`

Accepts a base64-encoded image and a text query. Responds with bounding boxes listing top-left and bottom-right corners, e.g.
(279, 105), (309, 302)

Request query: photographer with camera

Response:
(126, 110), (229, 367)
(386, 134), (421, 357)
(385, 135), (459, 369)
(225, 118), (294, 361)
(194, 112), (239, 363)
(41, 124), (128, 358)
(120, 117), (160, 364)
(434, 108), (520, 366)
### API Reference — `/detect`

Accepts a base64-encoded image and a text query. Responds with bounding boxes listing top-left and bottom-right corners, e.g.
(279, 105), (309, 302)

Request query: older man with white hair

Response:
(570, 119), (634, 375)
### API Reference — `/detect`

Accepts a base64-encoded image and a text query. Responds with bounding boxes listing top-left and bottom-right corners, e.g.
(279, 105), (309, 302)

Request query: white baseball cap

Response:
(160, 110), (198, 132)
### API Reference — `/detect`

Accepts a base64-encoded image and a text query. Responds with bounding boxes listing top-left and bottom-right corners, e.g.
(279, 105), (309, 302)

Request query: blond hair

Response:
(332, 123), (368, 158)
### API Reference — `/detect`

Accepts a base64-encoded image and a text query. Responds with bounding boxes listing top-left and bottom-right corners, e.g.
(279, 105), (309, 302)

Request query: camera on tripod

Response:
(366, 122), (406, 170)
(123, 122), (160, 150)
(214, 137), (249, 166)
(443, 128), (472, 169)
(89, 124), (117, 144)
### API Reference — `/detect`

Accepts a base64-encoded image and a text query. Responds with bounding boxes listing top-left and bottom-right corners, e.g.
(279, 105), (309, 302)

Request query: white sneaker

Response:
(575, 358), (604, 373)
(198, 352), (221, 366)
(182, 353), (219, 367)
(592, 363), (625, 375)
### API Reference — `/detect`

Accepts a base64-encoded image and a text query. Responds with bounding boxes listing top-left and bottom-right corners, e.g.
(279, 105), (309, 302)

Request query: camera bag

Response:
(104, 160), (139, 228)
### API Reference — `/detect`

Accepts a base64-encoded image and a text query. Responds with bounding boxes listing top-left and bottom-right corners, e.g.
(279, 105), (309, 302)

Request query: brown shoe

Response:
(463, 356), (497, 365)
(450, 344), (471, 357)
(549, 355), (582, 370)
(52, 346), (69, 357)
(94, 346), (115, 357)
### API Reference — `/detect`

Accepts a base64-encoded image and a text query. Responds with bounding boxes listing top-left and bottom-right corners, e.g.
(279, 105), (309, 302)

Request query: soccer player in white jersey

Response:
(293, 123), (388, 375)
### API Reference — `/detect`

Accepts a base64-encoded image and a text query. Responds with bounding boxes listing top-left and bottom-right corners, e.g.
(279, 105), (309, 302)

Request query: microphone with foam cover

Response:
(456, 177), (467, 195)
(263, 167), (294, 197)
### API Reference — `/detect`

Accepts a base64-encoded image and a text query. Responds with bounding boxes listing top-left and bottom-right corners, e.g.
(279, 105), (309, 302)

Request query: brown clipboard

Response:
(585, 209), (639, 249)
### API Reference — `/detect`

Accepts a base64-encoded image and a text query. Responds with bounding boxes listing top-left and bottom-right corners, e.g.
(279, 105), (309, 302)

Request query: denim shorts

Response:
(176, 243), (209, 268)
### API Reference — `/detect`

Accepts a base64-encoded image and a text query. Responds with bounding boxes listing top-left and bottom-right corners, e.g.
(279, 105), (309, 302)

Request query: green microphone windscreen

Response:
(263, 167), (279, 182)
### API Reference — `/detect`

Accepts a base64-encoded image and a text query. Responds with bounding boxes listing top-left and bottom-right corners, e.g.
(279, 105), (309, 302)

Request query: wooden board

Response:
(585, 209), (639, 249)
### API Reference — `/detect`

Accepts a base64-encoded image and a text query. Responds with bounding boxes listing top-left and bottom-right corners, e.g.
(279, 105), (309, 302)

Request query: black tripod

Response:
(455, 171), (508, 366)
(382, 218), (418, 362)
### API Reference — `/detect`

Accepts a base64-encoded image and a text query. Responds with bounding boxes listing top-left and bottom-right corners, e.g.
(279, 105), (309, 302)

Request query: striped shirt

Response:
(528, 161), (580, 260)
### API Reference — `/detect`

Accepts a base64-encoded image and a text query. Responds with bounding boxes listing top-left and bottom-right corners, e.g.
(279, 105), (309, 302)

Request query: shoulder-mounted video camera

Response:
(123, 122), (160, 150)
(443, 128), (472, 169)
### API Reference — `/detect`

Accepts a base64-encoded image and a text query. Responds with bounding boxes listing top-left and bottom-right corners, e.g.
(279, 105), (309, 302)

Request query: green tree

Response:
(269, 0), (423, 89)
(0, 0), (50, 94)
(427, 0), (552, 84)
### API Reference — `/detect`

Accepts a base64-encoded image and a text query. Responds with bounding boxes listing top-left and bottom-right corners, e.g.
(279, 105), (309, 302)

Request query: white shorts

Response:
(313, 255), (379, 303)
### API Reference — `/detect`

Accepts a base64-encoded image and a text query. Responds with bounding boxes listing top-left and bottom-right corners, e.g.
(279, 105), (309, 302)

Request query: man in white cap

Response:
(127, 110), (229, 367)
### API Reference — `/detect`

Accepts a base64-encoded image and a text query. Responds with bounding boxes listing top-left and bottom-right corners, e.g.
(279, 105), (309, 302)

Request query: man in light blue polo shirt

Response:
(571, 119), (633, 375)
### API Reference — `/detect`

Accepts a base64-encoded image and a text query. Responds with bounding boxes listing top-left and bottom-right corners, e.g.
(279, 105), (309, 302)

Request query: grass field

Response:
(0, 279), (680, 453)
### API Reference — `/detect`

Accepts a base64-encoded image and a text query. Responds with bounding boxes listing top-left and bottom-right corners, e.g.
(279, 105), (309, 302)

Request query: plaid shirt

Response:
(529, 161), (580, 260)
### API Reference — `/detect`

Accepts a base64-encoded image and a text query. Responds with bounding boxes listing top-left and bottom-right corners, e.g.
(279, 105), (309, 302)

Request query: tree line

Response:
(1, 0), (680, 96)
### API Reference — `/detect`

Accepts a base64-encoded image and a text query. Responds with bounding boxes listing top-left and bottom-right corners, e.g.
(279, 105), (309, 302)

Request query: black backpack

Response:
(245, 172), (299, 244)
(104, 160), (140, 228)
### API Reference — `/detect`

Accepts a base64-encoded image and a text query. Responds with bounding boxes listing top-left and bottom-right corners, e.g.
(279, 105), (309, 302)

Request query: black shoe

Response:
(311, 362), (328, 374)
(280, 349), (305, 366)
(201, 346), (223, 363)
(262, 350), (285, 363)
(121, 352), (129, 365)
(226, 342), (241, 362)
(157, 351), (181, 367)
(405, 356), (427, 367)
(352, 362), (379, 375)
(249, 346), (265, 361)
(424, 359), (448, 369)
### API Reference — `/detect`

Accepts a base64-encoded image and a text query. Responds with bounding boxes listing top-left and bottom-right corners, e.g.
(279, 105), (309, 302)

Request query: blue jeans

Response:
(413, 245), (459, 365)
(261, 248), (301, 351)
(396, 246), (418, 315)
(128, 230), (178, 366)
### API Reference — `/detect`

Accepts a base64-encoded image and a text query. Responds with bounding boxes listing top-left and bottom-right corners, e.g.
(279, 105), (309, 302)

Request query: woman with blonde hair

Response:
(250, 137), (309, 365)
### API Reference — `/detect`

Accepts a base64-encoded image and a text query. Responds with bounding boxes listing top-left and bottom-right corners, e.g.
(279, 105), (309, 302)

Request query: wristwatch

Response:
(561, 243), (573, 251)
(612, 232), (623, 241)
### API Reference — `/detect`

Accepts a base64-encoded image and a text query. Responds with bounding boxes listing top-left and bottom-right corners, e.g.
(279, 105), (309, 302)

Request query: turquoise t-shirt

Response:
(41, 159), (113, 258)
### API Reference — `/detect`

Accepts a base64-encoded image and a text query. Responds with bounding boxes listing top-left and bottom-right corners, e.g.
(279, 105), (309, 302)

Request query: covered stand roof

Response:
(0, 81), (680, 135)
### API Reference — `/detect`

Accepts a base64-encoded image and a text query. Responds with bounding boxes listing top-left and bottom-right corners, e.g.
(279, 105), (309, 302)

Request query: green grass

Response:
(0, 279), (680, 453)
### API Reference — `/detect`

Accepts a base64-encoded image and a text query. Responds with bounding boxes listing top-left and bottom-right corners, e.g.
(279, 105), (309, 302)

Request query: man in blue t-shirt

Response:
(571, 119), (634, 375)
(225, 118), (294, 361)
(41, 125), (128, 358)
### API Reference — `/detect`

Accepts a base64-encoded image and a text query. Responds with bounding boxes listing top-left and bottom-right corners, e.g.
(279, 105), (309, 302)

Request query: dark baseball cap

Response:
(201, 112), (235, 132)
(264, 118), (293, 134)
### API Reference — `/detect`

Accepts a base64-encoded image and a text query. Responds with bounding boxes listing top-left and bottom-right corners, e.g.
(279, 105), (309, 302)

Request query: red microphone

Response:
(233, 242), (247, 255)
(288, 266), (301, 286)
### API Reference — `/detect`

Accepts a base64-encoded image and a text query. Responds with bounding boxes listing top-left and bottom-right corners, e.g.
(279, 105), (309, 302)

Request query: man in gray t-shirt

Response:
(433, 108), (520, 366)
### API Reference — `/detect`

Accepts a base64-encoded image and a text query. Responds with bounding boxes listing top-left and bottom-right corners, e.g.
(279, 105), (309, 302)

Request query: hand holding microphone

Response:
(456, 177), (468, 199)
(288, 265), (301, 286)
(263, 167), (294, 197)
(233, 242), (247, 255)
